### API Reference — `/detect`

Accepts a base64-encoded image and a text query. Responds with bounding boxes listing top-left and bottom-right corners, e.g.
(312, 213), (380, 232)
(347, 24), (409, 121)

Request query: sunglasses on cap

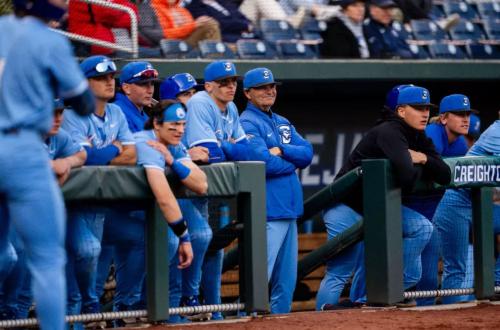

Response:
(132, 68), (158, 81)
(94, 59), (117, 73)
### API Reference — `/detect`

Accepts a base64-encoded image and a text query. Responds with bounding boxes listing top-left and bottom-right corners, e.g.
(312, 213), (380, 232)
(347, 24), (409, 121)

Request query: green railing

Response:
(61, 162), (269, 321)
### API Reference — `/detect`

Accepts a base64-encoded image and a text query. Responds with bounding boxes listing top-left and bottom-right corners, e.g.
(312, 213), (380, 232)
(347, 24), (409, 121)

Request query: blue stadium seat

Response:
(466, 43), (500, 59)
(431, 4), (446, 19)
(483, 19), (500, 41)
(198, 40), (236, 59)
(443, 1), (479, 20)
(408, 44), (431, 59)
(449, 20), (486, 42)
(428, 42), (468, 59)
(300, 18), (327, 43)
(392, 20), (413, 40)
(260, 19), (301, 43)
(276, 41), (317, 59)
(476, 1), (500, 21)
(159, 39), (199, 59)
(410, 19), (449, 42)
(236, 39), (276, 59)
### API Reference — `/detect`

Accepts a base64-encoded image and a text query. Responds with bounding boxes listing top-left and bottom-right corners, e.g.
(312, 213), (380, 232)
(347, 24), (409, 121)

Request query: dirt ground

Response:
(142, 303), (500, 330)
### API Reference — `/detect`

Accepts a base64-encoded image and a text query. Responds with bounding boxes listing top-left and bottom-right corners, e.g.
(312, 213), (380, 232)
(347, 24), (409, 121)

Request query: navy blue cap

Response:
(163, 103), (187, 123)
(332, 0), (366, 7)
(120, 61), (160, 85)
(160, 73), (200, 100)
(53, 98), (65, 110)
(385, 84), (414, 112)
(243, 67), (281, 89)
(468, 113), (481, 138)
(204, 61), (239, 82)
(396, 86), (436, 108)
(439, 94), (475, 114)
(370, 0), (397, 8)
(80, 55), (117, 79)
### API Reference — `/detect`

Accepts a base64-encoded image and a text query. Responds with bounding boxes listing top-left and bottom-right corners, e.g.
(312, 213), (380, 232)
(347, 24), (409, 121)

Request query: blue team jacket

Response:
(240, 103), (313, 221)
(113, 92), (149, 133)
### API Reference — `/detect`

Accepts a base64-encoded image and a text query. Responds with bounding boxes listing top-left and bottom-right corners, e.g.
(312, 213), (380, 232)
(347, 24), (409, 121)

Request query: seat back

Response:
(466, 43), (500, 59)
(236, 39), (276, 59)
(443, 1), (479, 20)
(159, 39), (198, 59)
(198, 41), (236, 59)
(260, 19), (300, 43)
(450, 20), (485, 41)
(276, 41), (317, 59)
(428, 42), (468, 59)
(410, 19), (449, 41)
(477, 2), (500, 21)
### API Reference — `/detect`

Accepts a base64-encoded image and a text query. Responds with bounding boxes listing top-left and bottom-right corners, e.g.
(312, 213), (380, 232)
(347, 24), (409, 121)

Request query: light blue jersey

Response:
(0, 15), (21, 64)
(0, 17), (88, 134)
(135, 130), (191, 171)
(184, 91), (246, 148)
(467, 120), (500, 156)
(62, 103), (135, 148)
(44, 128), (83, 160)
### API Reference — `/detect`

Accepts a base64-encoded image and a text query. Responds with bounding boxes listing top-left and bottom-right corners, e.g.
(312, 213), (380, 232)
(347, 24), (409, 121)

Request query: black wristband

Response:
(169, 218), (188, 238)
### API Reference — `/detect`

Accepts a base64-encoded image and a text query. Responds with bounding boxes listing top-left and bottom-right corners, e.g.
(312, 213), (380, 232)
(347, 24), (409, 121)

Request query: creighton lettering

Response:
(453, 164), (500, 183)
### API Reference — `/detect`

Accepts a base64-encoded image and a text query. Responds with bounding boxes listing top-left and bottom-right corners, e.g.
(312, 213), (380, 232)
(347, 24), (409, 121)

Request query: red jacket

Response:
(68, 0), (138, 55)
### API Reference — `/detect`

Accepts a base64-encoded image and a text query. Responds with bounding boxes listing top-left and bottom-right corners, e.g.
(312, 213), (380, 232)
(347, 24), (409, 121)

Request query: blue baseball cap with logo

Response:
(120, 61), (160, 85)
(396, 86), (437, 109)
(163, 103), (187, 123)
(439, 94), (475, 114)
(468, 113), (481, 139)
(80, 55), (117, 79)
(160, 73), (201, 100)
(243, 67), (281, 89)
(204, 61), (239, 82)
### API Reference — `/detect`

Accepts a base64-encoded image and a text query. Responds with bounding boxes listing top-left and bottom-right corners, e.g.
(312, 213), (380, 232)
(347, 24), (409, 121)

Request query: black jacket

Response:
(320, 17), (362, 58)
(336, 110), (451, 213)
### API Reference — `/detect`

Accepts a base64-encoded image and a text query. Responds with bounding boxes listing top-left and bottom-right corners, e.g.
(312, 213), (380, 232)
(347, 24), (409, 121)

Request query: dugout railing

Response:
(0, 162), (268, 328)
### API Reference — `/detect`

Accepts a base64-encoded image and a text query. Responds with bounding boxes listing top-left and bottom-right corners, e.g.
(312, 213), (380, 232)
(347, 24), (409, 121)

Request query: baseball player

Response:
(239, 67), (313, 313)
(434, 120), (500, 304)
(183, 61), (252, 317)
(317, 86), (451, 310)
(0, 1), (94, 328)
(62, 55), (136, 319)
(160, 73), (215, 322)
(1, 99), (87, 320)
(411, 94), (474, 305)
(94, 61), (161, 319)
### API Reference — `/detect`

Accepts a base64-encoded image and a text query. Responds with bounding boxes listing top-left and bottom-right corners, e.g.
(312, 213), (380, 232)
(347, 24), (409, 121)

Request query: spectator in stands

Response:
(138, 0), (221, 48)
(68, 0), (138, 55)
(62, 56), (136, 324)
(185, 0), (254, 43)
(317, 86), (450, 310)
(240, 68), (313, 313)
(238, 0), (307, 28)
(320, 0), (369, 58)
(364, 0), (413, 59)
(279, 0), (341, 22)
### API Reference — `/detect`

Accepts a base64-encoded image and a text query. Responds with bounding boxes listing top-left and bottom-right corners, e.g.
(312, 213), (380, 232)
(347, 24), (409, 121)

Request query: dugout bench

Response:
(61, 161), (268, 322)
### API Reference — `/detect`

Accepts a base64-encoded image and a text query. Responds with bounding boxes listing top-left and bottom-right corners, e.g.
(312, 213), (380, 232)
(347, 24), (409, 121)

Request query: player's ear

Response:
(121, 83), (131, 95)
(243, 89), (251, 100)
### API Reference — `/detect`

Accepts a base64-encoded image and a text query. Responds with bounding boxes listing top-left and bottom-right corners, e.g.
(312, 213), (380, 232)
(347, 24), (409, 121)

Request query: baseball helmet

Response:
(385, 84), (414, 112)
(160, 73), (200, 101)
(13, 0), (67, 21)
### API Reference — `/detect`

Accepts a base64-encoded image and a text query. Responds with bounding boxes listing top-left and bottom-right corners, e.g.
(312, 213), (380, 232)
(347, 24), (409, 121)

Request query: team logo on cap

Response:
(176, 107), (186, 119)
(463, 97), (469, 106)
(187, 74), (194, 82)
(263, 70), (270, 80)
(422, 90), (428, 100)
(278, 125), (291, 144)
(224, 62), (232, 71)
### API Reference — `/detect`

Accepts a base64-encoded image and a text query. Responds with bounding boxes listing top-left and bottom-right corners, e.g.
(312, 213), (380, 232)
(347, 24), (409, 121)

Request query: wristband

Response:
(171, 160), (191, 180)
(168, 217), (189, 238)
(179, 232), (191, 243)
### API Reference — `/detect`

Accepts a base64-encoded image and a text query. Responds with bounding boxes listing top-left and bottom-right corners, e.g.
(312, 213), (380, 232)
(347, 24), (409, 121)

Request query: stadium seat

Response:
(483, 19), (500, 41)
(300, 18), (327, 43)
(466, 43), (500, 59)
(476, 1), (500, 21)
(442, 1), (479, 21)
(408, 44), (431, 59)
(449, 20), (486, 42)
(198, 40), (236, 59)
(430, 4), (446, 19)
(392, 21), (413, 40)
(428, 42), (468, 59)
(260, 19), (301, 43)
(410, 19), (449, 42)
(236, 39), (276, 59)
(159, 39), (199, 59)
(276, 41), (317, 59)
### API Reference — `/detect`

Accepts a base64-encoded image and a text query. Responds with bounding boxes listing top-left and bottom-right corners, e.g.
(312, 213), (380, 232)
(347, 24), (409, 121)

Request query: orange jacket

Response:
(150, 0), (196, 40)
